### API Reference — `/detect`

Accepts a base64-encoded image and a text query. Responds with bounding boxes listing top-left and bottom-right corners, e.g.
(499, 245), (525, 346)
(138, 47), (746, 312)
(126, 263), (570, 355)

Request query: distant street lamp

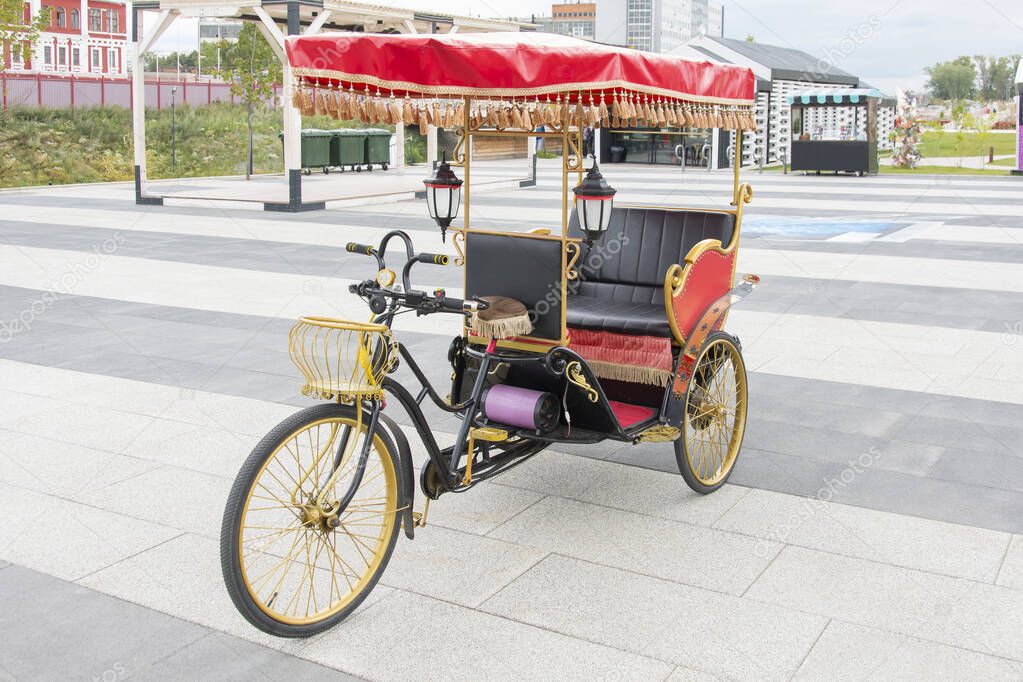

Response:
(171, 86), (178, 174)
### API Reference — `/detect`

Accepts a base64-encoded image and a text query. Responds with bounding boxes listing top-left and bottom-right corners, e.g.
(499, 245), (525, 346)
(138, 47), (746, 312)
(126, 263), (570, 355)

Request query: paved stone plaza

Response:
(2, 164), (1023, 680)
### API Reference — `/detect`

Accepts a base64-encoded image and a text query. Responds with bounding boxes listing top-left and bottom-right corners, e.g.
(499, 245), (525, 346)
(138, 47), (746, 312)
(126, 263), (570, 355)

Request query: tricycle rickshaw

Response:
(221, 31), (760, 637)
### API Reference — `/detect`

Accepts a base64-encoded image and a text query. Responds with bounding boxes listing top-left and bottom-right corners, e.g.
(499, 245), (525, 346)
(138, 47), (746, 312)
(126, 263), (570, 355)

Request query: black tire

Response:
(674, 331), (748, 494)
(221, 402), (401, 637)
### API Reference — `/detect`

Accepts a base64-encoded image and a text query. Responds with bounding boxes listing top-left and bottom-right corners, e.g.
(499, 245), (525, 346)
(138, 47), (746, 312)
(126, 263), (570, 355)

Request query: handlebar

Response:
(415, 252), (449, 266)
(346, 242), (376, 257)
(345, 230), (472, 319)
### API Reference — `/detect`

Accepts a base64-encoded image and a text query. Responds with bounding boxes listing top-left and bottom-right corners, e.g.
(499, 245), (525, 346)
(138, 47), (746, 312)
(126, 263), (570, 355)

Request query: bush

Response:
(0, 104), (397, 188)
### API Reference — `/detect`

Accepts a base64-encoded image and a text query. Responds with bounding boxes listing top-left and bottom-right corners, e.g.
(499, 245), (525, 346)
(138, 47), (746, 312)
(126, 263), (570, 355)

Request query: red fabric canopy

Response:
(286, 32), (755, 105)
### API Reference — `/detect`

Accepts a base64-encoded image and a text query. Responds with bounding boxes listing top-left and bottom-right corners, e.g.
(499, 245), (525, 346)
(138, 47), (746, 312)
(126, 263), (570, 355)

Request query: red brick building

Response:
(3, 0), (128, 76)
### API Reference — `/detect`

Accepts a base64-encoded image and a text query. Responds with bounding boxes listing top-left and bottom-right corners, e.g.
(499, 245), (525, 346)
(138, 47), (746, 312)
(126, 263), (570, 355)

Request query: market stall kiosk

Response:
(788, 89), (887, 176)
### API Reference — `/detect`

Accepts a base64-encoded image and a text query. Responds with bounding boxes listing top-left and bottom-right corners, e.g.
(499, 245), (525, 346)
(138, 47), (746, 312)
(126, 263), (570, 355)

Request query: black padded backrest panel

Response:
(568, 207), (735, 288)
(465, 232), (563, 341)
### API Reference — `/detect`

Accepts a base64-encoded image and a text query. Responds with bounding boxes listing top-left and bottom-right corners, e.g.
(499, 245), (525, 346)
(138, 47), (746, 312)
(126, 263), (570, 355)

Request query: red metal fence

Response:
(1, 73), (282, 111)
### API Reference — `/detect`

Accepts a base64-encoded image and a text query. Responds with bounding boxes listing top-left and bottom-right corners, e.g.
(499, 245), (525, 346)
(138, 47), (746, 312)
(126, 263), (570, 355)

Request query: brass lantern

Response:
(423, 152), (463, 241)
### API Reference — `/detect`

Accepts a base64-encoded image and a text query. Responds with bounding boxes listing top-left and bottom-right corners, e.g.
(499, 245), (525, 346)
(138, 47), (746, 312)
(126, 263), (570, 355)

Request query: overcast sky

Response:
(151, 0), (1023, 92)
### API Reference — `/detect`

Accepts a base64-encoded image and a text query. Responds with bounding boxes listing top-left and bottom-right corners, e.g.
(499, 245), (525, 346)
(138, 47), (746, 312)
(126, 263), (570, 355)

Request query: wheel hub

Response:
(299, 499), (340, 532)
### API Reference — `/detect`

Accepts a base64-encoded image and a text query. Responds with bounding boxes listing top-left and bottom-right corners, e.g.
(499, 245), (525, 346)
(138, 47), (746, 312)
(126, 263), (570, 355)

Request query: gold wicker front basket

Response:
(287, 316), (398, 400)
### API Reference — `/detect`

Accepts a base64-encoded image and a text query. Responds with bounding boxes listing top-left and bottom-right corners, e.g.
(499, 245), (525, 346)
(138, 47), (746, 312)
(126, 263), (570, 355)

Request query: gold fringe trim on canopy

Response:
(290, 81), (759, 132)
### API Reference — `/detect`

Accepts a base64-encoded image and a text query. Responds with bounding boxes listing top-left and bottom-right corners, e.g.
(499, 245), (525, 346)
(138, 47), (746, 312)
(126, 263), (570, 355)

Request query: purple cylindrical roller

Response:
(482, 384), (559, 433)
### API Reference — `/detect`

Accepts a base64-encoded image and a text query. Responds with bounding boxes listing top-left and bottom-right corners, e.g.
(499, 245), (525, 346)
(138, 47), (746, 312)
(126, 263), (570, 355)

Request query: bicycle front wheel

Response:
(220, 402), (401, 637)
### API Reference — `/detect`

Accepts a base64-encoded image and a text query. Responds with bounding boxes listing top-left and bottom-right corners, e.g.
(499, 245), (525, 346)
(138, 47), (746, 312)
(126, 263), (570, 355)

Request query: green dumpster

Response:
(363, 129), (393, 171)
(300, 129), (332, 172)
(279, 129), (333, 173)
(331, 129), (367, 171)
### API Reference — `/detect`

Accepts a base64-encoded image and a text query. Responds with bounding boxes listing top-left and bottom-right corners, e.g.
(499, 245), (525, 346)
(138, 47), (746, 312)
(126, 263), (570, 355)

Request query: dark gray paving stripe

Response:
(7, 203), (1023, 273)
(2, 287), (1022, 534)
(0, 564), (362, 681)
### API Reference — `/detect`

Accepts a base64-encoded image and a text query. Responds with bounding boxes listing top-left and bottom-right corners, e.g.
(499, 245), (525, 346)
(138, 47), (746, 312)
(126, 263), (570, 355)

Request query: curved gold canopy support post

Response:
(463, 96), (471, 232)
(732, 129), (743, 206)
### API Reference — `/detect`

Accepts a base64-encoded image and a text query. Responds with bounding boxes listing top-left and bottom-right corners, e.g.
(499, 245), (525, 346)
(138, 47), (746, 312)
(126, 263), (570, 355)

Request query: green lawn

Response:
(880, 164), (1010, 176)
(916, 131), (1017, 158)
(0, 105), (424, 188)
(988, 156), (1019, 167)
(760, 163), (1010, 176)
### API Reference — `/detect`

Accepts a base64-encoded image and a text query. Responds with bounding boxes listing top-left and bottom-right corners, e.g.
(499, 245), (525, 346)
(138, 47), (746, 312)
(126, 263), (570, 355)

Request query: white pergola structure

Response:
(130, 0), (529, 211)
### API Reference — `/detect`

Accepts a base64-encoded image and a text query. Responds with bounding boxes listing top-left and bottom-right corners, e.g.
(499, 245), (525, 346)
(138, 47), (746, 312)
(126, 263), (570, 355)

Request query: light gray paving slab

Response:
(713, 488), (1010, 581)
(0, 432), (163, 499)
(493, 450), (750, 527)
(420, 481), (546, 536)
(299, 588), (674, 681)
(489, 495), (779, 595)
(0, 389), (67, 426)
(996, 535), (1023, 590)
(745, 545), (1023, 662)
(73, 464), (229, 539)
(380, 523), (546, 608)
(481, 554), (827, 681)
(78, 532), (395, 647)
(664, 667), (726, 681)
(119, 418), (257, 479)
(792, 620), (1023, 681)
(1, 401), (157, 453)
(0, 481), (182, 582)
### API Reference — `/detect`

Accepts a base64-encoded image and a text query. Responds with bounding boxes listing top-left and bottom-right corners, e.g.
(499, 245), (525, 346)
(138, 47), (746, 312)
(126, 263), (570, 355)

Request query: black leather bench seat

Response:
(566, 207), (735, 338)
(566, 289), (670, 336)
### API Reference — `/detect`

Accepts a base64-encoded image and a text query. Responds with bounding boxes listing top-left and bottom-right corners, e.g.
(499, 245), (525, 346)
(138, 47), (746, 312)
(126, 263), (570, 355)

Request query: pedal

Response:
(470, 426), (509, 442)
(412, 498), (430, 528)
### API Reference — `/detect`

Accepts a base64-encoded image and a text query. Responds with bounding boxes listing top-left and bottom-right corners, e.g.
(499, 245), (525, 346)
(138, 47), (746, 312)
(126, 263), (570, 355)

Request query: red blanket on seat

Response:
(568, 328), (674, 387)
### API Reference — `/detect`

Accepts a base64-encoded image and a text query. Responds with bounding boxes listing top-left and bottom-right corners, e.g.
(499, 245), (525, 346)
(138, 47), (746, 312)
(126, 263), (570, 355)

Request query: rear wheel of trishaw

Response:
(221, 402), (401, 637)
(674, 332), (748, 494)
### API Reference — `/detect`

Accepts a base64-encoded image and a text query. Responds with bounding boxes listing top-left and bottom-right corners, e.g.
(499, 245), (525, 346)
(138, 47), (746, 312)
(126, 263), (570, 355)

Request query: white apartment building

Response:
(595, 0), (721, 53)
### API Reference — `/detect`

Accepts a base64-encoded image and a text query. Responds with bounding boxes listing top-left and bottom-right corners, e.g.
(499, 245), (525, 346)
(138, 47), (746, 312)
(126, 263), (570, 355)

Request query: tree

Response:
(1, 0), (50, 72)
(974, 55), (1019, 101)
(215, 24), (281, 179)
(926, 56), (977, 100)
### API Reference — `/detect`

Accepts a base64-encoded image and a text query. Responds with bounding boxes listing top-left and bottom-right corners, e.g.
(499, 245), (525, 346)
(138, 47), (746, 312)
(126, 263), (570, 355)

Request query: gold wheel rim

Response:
(238, 416), (398, 626)
(683, 338), (747, 487)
